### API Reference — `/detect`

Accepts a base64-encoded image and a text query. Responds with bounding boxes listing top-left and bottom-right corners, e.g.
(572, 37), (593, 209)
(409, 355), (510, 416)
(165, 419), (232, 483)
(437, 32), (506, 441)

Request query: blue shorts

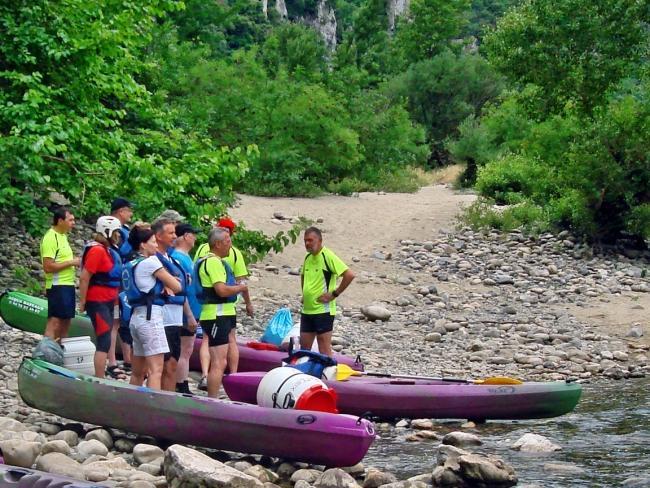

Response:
(46, 285), (76, 319)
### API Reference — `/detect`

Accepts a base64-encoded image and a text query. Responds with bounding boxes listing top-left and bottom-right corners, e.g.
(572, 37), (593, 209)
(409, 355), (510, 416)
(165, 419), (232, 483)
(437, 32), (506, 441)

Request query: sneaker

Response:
(176, 381), (192, 395)
(198, 376), (208, 391)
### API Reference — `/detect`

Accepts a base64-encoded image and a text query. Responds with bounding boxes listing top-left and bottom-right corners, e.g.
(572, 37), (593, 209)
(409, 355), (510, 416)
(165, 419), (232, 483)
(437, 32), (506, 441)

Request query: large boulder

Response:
(133, 443), (164, 465)
(458, 453), (517, 486)
(0, 417), (27, 432)
(0, 439), (41, 468)
(164, 444), (263, 487)
(35, 452), (85, 480)
(360, 305), (392, 322)
(512, 433), (561, 453)
(314, 468), (360, 488)
(442, 432), (482, 448)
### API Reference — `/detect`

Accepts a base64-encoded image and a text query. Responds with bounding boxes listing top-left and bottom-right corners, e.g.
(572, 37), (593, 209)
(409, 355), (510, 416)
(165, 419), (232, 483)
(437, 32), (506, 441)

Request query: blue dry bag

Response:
(259, 307), (293, 346)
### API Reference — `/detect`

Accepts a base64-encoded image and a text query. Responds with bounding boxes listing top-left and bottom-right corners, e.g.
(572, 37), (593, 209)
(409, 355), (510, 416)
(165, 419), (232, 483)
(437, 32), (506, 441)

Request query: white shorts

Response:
(129, 306), (169, 357)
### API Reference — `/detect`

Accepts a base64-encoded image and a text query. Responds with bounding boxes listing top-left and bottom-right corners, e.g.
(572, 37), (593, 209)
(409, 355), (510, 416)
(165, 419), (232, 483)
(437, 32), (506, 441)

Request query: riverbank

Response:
(0, 185), (648, 487)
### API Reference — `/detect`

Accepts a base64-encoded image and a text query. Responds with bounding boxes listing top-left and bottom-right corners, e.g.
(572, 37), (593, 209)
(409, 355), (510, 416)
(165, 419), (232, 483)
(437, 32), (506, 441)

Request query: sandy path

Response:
(229, 185), (477, 307)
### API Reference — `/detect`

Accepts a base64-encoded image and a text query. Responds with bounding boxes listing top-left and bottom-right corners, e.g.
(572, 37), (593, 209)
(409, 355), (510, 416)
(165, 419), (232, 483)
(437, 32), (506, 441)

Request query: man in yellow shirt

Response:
(40, 207), (80, 341)
(300, 227), (355, 357)
(198, 227), (248, 398)
(194, 217), (253, 391)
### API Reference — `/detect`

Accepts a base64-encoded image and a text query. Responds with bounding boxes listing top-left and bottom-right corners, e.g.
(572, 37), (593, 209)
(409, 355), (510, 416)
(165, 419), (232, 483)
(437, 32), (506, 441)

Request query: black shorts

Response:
(86, 301), (113, 353)
(301, 313), (335, 334)
(46, 285), (76, 319)
(180, 325), (195, 337)
(164, 326), (182, 362)
(118, 322), (133, 346)
(201, 316), (236, 347)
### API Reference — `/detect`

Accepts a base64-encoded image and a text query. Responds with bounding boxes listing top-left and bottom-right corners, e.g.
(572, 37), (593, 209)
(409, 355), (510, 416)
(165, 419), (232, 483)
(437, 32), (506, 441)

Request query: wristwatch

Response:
(332, 290), (339, 297)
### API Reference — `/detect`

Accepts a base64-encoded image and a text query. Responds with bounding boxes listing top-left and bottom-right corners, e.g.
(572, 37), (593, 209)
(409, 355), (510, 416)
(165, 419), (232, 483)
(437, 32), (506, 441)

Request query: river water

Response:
(362, 379), (650, 486)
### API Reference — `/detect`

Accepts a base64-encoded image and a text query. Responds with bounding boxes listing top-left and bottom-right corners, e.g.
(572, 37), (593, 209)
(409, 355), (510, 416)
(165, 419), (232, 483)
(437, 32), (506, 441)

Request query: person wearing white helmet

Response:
(79, 216), (124, 378)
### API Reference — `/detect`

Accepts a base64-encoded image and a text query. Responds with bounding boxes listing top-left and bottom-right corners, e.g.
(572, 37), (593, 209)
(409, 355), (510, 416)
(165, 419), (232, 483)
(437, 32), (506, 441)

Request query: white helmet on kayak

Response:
(96, 216), (122, 240)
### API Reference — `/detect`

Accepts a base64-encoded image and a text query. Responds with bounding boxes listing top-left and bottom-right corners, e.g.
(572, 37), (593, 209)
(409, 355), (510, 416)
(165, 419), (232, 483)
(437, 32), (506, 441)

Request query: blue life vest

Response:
(156, 251), (187, 306)
(192, 255), (237, 304)
(284, 350), (338, 379)
(118, 291), (132, 326)
(81, 242), (122, 288)
(116, 225), (135, 261)
(121, 256), (165, 320)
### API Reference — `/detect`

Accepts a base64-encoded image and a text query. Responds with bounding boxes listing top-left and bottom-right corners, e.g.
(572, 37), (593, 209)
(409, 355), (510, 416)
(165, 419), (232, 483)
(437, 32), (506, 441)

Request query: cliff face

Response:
(387, 0), (411, 31)
(303, 0), (337, 51)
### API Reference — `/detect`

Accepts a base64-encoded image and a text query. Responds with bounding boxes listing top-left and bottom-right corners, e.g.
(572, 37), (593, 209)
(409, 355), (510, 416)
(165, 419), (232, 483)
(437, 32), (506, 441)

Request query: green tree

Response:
(395, 0), (471, 65)
(484, 0), (649, 114)
(0, 0), (250, 231)
(385, 51), (504, 165)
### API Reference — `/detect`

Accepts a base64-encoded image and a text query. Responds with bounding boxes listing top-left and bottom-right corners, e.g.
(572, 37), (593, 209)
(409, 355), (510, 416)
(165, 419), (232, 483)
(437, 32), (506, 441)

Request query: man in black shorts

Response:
(300, 227), (355, 357)
(197, 227), (247, 398)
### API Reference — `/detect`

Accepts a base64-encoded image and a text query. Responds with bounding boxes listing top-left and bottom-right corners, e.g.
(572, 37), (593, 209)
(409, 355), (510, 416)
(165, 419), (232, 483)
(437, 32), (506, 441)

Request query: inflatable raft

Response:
(0, 291), (363, 372)
(223, 370), (582, 421)
(18, 358), (375, 466)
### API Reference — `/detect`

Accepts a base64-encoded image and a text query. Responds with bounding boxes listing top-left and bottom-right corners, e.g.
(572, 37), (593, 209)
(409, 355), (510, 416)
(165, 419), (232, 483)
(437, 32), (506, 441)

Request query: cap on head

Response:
(96, 216), (122, 239)
(157, 209), (185, 222)
(111, 198), (133, 212)
(176, 223), (199, 238)
(217, 217), (236, 233)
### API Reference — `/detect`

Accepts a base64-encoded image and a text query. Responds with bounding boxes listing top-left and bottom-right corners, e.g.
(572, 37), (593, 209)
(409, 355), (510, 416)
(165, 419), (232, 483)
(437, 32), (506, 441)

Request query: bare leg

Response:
(226, 329), (239, 374)
(316, 331), (333, 357)
(207, 345), (228, 398)
(300, 331), (317, 351)
(59, 319), (72, 341)
(129, 355), (146, 386)
(144, 354), (165, 390)
(44, 317), (60, 340)
(93, 351), (107, 378)
(176, 335), (194, 383)
(162, 358), (178, 392)
(107, 319), (120, 367)
(200, 335), (210, 378)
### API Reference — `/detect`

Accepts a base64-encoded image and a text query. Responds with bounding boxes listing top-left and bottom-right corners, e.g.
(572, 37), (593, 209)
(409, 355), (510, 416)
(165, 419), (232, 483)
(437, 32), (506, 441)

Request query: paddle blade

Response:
(335, 364), (363, 381)
(476, 376), (523, 385)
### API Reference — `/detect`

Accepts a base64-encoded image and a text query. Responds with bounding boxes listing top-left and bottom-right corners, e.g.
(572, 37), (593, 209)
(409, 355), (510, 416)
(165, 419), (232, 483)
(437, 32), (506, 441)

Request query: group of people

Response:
(40, 199), (354, 397)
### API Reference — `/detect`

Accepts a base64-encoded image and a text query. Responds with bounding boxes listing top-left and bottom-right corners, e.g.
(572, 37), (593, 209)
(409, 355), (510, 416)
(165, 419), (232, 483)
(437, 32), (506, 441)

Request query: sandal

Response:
(122, 362), (132, 373)
(106, 365), (128, 380)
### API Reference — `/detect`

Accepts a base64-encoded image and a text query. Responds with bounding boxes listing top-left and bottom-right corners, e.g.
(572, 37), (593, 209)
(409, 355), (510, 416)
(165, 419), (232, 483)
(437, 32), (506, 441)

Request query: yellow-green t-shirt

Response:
(301, 247), (348, 315)
(194, 243), (248, 278)
(40, 228), (75, 289)
(198, 254), (236, 319)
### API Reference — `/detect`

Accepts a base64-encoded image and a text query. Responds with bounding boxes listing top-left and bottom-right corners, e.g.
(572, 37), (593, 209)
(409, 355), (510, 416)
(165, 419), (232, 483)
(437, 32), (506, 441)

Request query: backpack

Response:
(120, 257), (165, 320)
(156, 251), (187, 306)
(192, 255), (237, 304)
(284, 350), (338, 379)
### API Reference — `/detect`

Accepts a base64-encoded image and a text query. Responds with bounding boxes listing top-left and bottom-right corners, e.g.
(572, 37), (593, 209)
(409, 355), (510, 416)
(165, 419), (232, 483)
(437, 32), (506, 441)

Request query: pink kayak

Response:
(188, 336), (364, 373)
(223, 371), (582, 421)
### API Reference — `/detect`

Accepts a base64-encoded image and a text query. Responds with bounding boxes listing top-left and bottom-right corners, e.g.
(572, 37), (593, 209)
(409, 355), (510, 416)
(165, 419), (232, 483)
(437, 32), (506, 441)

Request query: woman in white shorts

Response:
(127, 228), (182, 390)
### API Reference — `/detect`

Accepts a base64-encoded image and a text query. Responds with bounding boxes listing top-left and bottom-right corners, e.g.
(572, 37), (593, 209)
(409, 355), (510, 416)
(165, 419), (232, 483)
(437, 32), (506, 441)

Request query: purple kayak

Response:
(0, 464), (106, 487)
(223, 371), (582, 421)
(18, 358), (375, 467)
(188, 337), (364, 373)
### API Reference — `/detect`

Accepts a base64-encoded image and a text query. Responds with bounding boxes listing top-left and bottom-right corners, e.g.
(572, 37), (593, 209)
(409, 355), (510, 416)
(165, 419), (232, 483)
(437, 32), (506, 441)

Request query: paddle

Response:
(334, 363), (523, 385)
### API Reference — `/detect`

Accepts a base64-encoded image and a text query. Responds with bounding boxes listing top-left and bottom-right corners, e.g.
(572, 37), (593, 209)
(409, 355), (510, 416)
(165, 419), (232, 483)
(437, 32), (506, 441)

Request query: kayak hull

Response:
(18, 358), (375, 466)
(223, 371), (582, 420)
(1, 291), (363, 373)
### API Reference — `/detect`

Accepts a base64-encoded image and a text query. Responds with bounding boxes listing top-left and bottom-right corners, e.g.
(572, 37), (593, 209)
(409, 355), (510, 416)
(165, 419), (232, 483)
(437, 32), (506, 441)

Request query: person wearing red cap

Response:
(193, 216), (253, 391)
